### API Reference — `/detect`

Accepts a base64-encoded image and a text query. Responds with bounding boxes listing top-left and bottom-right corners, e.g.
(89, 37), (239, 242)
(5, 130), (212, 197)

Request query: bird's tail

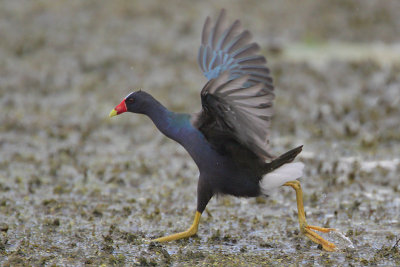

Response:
(259, 145), (304, 194)
(266, 145), (303, 172)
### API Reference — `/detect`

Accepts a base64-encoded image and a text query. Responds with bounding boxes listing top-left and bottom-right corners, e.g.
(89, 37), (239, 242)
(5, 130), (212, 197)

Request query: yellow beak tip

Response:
(109, 109), (118, 118)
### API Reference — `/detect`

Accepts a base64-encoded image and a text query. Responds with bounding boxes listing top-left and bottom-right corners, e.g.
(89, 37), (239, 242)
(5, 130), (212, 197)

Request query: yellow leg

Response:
(284, 180), (337, 252)
(152, 211), (201, 242)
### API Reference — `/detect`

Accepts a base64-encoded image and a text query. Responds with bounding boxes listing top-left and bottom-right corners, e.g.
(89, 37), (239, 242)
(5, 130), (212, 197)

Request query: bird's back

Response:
(197, 121), (267, 176)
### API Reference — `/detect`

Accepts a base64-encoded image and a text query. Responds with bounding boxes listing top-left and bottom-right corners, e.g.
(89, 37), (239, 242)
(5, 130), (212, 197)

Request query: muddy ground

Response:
(1, 1), (399, 266)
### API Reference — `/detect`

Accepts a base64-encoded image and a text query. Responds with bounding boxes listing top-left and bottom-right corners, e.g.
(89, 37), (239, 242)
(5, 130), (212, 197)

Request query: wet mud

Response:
(1, 1), (399, 266)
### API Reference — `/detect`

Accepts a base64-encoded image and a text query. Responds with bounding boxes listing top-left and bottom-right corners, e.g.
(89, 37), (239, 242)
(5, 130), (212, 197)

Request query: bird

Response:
(109, 9), (336, 251)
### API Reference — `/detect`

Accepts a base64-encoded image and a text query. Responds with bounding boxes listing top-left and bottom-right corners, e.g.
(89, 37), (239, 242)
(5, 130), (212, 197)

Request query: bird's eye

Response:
(126, 98), (134, 103)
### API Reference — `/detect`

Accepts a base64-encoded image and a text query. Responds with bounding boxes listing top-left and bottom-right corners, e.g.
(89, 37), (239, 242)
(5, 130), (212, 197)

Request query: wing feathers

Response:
(231, 42), (260, 58)
(202, 16), (212, 45)
(211, 9), (227, 48)
(225, 30), (252, 53)
(214, 75), (250, 94)
(236, 55), (266, 65)
(196, 10), (275, 159)
(218, 20), (242, 50)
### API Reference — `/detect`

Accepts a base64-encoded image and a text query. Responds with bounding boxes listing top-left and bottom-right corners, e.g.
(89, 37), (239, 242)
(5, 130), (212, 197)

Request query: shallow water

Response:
(1, 1), (399, 266)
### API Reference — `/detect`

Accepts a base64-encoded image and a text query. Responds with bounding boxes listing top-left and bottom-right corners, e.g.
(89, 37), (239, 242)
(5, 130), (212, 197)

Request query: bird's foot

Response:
(151, 211), (201, 242)
(284, 180), (337, 252)
(303, 224), (337, 252)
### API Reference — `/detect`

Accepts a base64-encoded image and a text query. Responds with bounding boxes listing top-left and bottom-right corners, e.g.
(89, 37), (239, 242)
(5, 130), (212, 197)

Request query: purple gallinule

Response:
(109, 9), (336, 251)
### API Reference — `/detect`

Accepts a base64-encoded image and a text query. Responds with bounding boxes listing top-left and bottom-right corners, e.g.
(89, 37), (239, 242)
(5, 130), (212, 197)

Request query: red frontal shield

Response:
(114, 99), (127, 114)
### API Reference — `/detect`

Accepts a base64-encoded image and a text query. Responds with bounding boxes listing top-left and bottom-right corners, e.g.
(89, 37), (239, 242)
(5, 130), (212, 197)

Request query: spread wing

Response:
(193, 9), (275, 160)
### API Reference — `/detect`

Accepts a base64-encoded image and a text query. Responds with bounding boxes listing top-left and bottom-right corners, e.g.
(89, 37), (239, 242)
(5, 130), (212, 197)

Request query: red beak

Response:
(109, 99), (127, 117)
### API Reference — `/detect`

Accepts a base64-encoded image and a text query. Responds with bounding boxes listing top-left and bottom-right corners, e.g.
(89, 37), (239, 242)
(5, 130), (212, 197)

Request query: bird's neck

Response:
(143, 98), (214, 169)
(145, 98), (190, 144)
(143, 98), (179, 140)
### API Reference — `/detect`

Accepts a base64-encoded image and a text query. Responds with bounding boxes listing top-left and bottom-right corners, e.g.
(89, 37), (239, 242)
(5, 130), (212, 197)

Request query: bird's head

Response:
(109, 90), (150, 117)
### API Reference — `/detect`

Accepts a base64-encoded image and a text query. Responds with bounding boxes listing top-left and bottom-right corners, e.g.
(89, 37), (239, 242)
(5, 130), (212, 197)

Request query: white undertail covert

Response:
(260, 162), (305, 194)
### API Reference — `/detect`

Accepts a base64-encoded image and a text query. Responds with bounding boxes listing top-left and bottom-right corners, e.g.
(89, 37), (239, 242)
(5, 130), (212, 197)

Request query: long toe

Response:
(306, 225), (336, 233)
(304, 226), (337, 252)
(152, 211), (201, 242)
(152, 228), (197, 242)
